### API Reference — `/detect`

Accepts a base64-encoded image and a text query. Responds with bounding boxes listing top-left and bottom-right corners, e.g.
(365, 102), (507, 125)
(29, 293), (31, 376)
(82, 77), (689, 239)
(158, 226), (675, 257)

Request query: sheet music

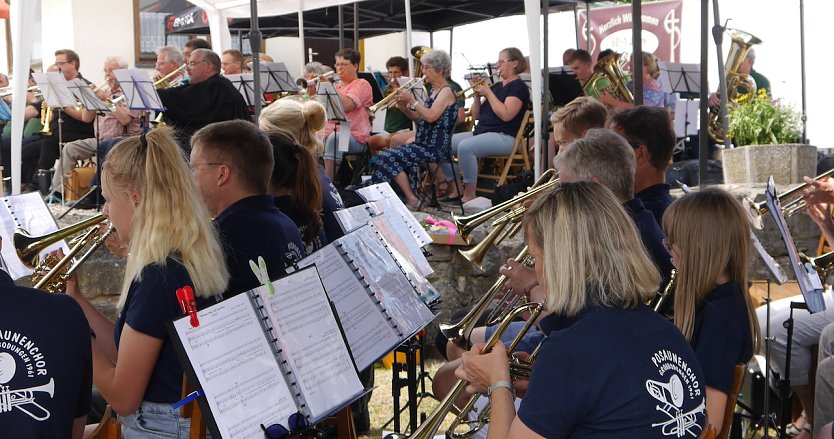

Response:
(399, 77), (427, 106)
(355, 182), (432, 247)
(657, 61), (701, 95)
(67, 79), (109, 112)
(674, 100), (700, 137)
(333, 203), (384, 234)
(172, 294), (297, 439)
(371, 216), (439, 303)
(0, 193), (70, 279)
(295, 244), (401, 371)
(317, 82), (346, 122)
(766, 176), (826, 312)
(259, 62), (298, 93)
(256, 267), (363, 420)
(127, 68), (164, 111)
(338, 226), (435, 338)
(32, 72), (76, 108)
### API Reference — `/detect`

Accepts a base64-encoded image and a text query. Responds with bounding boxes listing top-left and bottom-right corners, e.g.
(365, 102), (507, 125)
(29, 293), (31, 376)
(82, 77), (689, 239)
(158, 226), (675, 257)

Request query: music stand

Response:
(546, 67), (584, 107)
(113, 69), (165, 113)
(67, 79), (110, 113)
(257, 62), (298, 94)
(659, 62), (700, 144)
(32, 72), (76, 199)
(399, 77), (426, 106)
(358, 72), (385, 104)
(226, 73), (266, 108)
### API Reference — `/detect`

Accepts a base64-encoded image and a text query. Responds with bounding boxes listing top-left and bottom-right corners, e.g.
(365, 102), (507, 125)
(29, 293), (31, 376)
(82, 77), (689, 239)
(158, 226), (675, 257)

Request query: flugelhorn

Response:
(153, 64), (186, 89)
(440, 246), (531, 348)
(367, 76), (425, 114)
(296, 71), (336, 89)
(387, 302), (543, 439)
(744, 168), (834, 229)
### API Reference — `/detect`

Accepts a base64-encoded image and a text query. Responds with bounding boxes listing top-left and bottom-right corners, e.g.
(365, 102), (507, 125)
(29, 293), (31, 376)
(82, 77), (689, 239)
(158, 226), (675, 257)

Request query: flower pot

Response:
(721, 143), (816, 186)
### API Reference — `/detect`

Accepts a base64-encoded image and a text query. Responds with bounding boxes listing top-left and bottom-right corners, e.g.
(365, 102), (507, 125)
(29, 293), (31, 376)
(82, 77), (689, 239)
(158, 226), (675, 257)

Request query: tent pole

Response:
(542, 0), (550, 175)
(354, 2), (359, 51)
(698, 0), (709, 185)
(339, 5), (344, 49)
(632, 1), (643, 105)
(249, 0), (262, 122)
(800, 0), (808, 143)
(573, 5), (580, 49)
(298, 9), (305, 70)
(585, 1), (591, 51)
(405, 0), (414, 75)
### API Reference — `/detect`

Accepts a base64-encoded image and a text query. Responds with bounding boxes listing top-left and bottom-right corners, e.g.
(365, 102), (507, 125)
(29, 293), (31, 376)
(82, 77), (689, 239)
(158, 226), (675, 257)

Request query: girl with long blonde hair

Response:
(66, 127), (229, 438)
(663, 187), (760, 435)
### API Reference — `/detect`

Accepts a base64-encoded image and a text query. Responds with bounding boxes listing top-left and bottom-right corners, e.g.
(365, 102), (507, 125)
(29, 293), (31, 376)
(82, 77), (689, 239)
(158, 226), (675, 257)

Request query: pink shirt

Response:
(323, 77), (372, 144)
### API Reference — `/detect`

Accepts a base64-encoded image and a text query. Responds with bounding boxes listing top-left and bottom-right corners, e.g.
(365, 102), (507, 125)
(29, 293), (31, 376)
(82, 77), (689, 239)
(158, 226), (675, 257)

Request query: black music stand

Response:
(32, 72), (76, 198)
(358, 72), (385, 104)
(258, 62), (298, 95)
(226, 73), (266, 108)
(765, 176), (827, 438)
(317, 82), (356, 183)
(546, 67), (584, 107)
(658, 62), (700, 152)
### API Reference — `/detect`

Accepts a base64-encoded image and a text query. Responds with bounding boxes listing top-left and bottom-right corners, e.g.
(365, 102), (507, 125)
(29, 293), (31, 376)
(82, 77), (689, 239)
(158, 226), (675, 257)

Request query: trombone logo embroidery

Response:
(0, 337), (54, 421)
(647, 349), (705, 437)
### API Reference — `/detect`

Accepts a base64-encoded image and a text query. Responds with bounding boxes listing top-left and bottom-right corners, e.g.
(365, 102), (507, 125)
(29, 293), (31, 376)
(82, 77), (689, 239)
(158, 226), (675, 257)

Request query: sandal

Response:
(405, 200), (421, 212)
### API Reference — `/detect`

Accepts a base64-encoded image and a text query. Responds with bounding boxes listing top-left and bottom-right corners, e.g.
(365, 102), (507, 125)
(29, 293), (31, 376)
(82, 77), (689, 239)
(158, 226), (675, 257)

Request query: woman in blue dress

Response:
(370, 49), (458, 210)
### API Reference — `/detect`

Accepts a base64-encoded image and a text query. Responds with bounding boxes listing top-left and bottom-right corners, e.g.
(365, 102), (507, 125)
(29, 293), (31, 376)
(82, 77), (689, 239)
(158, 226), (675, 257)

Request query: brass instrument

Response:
(800, 250), (834, 278)
(15, 214), (109, 293)
(650, 269), (677, 312)
(440, 246), (531, 347)
(457, 77), (500, 100)
(744, 168), (834, 229)
(411, 45), (432, 78)
(0, 378), (55, 421)
(388, 302), (543, 439)
(37, 105), (54, 136)
(33, 224), (114, 293)
(367, 76), (425, 114)
(583, 52), (633, 104)
(153, 64), (187, 89)
(708, 28), (762, 144)
(296, 71), (337, 89)
(0, 85), (38, 98)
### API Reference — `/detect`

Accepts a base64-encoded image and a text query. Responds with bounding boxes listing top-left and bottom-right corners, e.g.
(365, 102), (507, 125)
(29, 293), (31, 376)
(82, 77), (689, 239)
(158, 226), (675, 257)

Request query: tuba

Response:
(707, 28), (762, 144)
(584, 52), (633, 104)
(411, 46), (432, 78)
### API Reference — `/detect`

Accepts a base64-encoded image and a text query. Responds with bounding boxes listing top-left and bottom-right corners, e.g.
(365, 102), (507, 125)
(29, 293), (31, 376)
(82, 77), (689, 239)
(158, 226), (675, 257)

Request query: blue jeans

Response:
(439, 131), (515, 184)
(324, 131), (367, 162)
(120, 401), (195, 439)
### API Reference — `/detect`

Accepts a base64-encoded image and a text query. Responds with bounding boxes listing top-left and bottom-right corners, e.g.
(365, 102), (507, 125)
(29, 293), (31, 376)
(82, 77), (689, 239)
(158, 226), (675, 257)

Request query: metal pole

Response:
(298, 9), (305, 71)
(632, 1), (643, 106)
(353, 2), (359, 51)
(800, 0), (808, 143)
(573, 5), (580, 50)
(698, 0), (709, 185)
(585, 1), (591, 51)
(712, 0), (730, 147)
(405, 0), (414, 75)
(542, 0), (550, 174)
(338, 4), (344, 49)
(249, 0), (262, 122)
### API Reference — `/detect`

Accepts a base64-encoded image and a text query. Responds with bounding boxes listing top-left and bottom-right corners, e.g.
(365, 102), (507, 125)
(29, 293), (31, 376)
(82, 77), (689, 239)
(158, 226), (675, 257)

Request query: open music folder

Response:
(294, 223), (436, 371)
(0, 192), (70, 279)
(168, 265), (365, 439)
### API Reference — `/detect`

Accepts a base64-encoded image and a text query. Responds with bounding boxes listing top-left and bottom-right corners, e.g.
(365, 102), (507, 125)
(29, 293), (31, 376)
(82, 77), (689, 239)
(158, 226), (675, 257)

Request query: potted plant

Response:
(722, 88), (814, 186)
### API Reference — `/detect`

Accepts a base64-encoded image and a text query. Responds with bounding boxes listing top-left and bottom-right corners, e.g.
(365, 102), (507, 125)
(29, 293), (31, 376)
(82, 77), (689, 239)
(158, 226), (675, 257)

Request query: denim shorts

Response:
(120, 401), (195, 439)
(483, 321), (544, 355)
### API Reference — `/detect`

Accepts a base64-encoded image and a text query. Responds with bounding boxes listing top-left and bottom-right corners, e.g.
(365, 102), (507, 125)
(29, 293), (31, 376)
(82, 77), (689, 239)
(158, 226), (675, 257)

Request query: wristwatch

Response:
(487, 380), (513, 398)
(407, 102), (418, 111)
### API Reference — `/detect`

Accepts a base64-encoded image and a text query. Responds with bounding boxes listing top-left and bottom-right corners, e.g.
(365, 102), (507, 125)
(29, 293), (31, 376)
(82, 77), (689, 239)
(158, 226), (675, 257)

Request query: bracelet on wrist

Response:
(487, 380), (513, 398)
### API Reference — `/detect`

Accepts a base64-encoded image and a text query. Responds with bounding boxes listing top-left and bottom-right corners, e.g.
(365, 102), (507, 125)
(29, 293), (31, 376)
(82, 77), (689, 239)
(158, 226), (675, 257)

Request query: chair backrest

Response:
(87, 405), (121, 439)
(716, 364), (746, 439)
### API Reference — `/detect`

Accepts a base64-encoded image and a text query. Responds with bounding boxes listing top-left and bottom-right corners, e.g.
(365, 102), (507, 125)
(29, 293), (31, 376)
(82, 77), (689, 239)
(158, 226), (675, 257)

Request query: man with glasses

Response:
(189, 120), (304, 297)
(221, 49), (244, 75)
(154, 46), (184, 87)
(157, 48), (250, 150)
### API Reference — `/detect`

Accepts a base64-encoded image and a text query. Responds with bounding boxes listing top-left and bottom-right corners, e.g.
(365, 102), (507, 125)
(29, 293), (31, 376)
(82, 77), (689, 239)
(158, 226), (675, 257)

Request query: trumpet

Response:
(15, 214), (110, 293)
(0, 85), (38, 98)
(296, 71), (337, 90)
(744, 168), (834, 229)
(800, 250), (834, 279)
(388, 302), (543, 439)
(154, 64), (186, 89)
(457, 77), (499, 100)
(0, 378), (55, 421)
(367, 76), (425, 114)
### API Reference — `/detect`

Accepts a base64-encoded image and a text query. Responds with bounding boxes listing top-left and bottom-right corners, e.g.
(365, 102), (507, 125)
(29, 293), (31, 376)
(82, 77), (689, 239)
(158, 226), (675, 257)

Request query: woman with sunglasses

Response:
(662, 188), (760, 435)
(66, 128), (229, 438)
(457, 181), (707, 438)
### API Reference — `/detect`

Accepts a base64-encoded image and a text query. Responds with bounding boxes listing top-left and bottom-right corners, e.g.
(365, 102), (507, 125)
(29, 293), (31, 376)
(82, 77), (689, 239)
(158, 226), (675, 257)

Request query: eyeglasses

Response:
(261, 412), (308, 439)
(187, 60), (208, 67)
(496, 59), (515, 65)
(188, 162), (223, 172)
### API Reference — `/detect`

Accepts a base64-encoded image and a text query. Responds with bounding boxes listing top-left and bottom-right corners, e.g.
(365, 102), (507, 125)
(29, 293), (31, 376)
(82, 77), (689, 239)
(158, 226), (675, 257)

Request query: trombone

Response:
(367, 76), (426, 114)
(744, 168), (834, 229)
(387, 302), (543, 439)
(15, 214), (112, 293)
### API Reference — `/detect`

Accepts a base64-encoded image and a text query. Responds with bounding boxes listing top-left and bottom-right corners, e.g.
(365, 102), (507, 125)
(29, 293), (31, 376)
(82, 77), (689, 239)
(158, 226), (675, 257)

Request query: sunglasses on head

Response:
(260, 412), (308, 439)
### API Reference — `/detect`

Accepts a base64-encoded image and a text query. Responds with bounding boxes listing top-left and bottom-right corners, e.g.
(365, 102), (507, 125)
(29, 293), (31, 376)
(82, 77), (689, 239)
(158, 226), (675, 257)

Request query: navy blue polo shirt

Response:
(0, 270), (92, 437)
(275, 195), (329, 254)
(691, 281), (754, 394)
(114, 257), (213, 403)
(473, 79), (530, 137)
(318, 166), (345, 244)
(518, 305), (707, 438)
(215, 194), (306, 297)
(635, 183), (674, 227)
(624, 197), (674, 284)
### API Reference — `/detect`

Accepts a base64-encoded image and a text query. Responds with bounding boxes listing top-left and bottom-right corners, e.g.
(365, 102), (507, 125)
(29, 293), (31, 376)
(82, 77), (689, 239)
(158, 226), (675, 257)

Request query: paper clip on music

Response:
(176, 286), (200, 327)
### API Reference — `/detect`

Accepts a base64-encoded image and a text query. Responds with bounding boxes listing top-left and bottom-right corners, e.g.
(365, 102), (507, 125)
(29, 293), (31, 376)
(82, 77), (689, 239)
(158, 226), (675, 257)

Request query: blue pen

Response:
(172, 389), (204, 409)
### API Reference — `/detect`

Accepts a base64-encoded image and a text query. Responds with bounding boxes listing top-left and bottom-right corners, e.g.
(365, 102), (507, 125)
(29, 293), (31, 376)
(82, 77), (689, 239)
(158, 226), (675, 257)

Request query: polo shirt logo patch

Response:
(647, 349), (706, 437)
(0, 343), (54, 421)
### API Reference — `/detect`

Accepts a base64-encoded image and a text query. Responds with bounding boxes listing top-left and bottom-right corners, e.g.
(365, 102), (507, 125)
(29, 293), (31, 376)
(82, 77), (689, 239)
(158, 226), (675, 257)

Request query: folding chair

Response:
(419, 117), (464, 214)
(475, 109), (534, 197)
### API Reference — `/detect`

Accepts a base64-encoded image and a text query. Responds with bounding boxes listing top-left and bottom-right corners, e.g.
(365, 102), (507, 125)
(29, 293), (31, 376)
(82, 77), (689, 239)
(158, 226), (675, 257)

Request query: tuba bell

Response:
(583, 52), (633, 104)
(410, 45), (432, 78)
(707, 28), (762, 144)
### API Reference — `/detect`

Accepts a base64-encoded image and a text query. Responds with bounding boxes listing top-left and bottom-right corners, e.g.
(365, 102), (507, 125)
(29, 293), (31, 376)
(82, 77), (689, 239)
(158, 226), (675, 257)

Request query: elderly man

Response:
(44, 56), (143, 204)
(154, 46), (184, 87)
(157, 48), (250, 150)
